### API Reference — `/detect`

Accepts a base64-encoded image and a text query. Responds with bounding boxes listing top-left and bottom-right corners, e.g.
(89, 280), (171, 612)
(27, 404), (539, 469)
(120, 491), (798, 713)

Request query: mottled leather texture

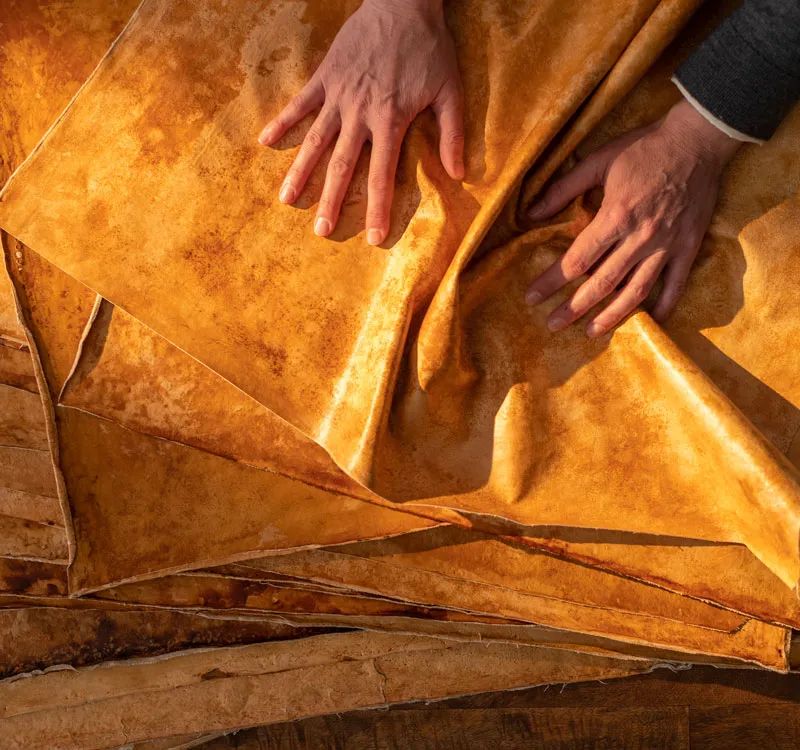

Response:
(0, 3), (799, 740)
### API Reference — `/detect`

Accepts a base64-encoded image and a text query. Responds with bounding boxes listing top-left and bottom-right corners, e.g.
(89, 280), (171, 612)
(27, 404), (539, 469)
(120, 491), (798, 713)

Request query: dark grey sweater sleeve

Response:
(674, 0), (800, 141)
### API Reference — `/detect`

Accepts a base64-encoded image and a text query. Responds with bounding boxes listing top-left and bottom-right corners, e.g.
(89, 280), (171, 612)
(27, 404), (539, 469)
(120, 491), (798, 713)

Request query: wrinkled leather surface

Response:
(1, 0), (799, 700)
(2, 0), (800, 593)
(0, 633), (658, 747)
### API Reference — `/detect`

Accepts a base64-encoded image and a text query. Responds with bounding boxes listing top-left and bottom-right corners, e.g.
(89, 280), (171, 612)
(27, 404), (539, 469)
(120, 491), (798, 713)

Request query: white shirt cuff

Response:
(671, 76), (764, 145)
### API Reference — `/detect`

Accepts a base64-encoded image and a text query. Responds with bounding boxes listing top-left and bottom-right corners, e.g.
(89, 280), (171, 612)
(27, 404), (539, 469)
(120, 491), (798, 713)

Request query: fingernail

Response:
(525, 290), (542, 306)
(547, 316), (567, 332)
(453, 160), (465, 181)
(586, 322), (603, 338)
(528, 203), (545, 220)
(279, 182), (296, 204)
(314, 217), (332, 237)
(258, 125), (276, 145)
(367, 228), (383, 246)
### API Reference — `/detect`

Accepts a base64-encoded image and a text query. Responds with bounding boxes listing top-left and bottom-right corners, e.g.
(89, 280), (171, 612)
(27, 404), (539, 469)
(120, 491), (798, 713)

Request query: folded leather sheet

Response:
(0, 557), (67, 597)
(2, 555), (788, 669)
(0, 266), (25, 348)
(1, 3), (799, 743)
(251, 527), (800, 628)
(240, 542), (790, 670)
(0, 342), (37, 393)
(44, 258), (800, 624)
(55, 406), (431, 593)
(2, 0), (800, 593)
(0, 632), (658, 748)
(0, 605), (335, 679)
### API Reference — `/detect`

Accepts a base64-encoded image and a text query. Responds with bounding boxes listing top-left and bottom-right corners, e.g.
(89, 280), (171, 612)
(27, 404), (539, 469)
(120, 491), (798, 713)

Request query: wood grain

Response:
(191, 666), (800, 750)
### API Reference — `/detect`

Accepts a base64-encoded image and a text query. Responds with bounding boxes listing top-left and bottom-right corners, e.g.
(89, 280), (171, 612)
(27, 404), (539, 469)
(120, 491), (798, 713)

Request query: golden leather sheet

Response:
(0, 261), (25, 347)
(47, 261), (800, 623)
(61, 299), (378, 502)
(0, 447), (57, 506)
(3, 555), (786, 669)
(91, 572), (502, 623)
(250, 529), (744, 631)
(55, 406), (431, 594)
(0, 557), (67, 597)
(8, 244), (98, 399)
(0, 383), (48, 452)
(0, 515), (67, 562)
(502, 529), (800, 628)
(0, 632), (657, 747)
(2, 0), (800, 592)
(242, 540), (789, 670)
(0, 343), (37, 394)
(0, 605), (333, 680)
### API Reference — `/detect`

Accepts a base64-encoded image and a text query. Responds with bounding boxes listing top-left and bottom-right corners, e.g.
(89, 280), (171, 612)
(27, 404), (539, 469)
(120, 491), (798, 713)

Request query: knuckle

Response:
(562, 255), (591, 279)
(544, 183), (563, 203)
(368, 173), (390, 193)
(304, 128), (326, 150)
(446, 130), (465, 149)
(318, 196), (337, 212)
(328, 155), (352, 177)
(375, 102), (405, 128)
(368, 209), (389, 225)
(636, 222), (658, 244)
(670, 279), (687, 299)
(604, 204), (632, 232)
(289, 93), (307, 114)
(629, 283), (650, 303)
(592, 272), (618, 297)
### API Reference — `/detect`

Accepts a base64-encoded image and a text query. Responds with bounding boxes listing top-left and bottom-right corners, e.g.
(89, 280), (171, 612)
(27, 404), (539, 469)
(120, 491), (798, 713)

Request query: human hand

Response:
(524, 99), (742, 336)
(259, 0), (464, 245)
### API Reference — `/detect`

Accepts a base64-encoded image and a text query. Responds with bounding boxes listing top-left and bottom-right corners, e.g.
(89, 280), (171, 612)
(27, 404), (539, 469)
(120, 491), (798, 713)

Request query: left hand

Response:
(524, 99), (742, 337)
(258, 0), (464, 245)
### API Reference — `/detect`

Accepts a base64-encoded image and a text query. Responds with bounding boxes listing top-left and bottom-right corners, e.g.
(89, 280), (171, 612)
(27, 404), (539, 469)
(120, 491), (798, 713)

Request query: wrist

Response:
(364, 0), (444, 21)
(660, 98), (742, 169)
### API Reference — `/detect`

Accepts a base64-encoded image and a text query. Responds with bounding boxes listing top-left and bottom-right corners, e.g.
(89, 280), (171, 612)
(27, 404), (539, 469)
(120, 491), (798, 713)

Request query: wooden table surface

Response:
(199, 666), (800, 749)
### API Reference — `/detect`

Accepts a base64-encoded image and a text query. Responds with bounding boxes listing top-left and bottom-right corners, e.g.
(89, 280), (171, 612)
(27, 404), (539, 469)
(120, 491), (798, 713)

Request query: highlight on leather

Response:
(1, 0), (799, 742)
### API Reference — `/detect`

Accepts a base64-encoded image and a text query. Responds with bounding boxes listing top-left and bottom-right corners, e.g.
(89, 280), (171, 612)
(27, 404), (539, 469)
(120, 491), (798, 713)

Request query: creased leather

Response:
(2, 0), (800, 591)
(1, 3), (799, 724)
(0, 605), (334, 680)
(0, 633), (658, 748)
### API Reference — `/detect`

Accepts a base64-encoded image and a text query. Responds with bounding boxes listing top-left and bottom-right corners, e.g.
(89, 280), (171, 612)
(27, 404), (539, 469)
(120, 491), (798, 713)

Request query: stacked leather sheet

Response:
(0, 0), (799, 746)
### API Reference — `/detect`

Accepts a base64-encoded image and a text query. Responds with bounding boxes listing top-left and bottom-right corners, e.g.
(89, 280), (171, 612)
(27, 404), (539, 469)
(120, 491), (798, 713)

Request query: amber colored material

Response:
(2, 5), (800, 741)
(2, 0), (800, 593)
(0, 633), (658, 748)
(0, 606), (334, 679)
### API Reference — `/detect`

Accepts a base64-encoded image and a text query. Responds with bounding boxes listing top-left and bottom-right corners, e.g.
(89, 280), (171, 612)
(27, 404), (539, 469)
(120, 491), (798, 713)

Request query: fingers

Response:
(259, 79), (324, 146)
(585, 251), (667, 337)
(651, 248), (697, 322)
(524, 215), (619, 306)
(366, 128), (404, 245)
(543, 231), (646, 332)
(279, 107), (340, 205)
(314, 122), (367, 237)
(432, 82), (465, 180)
(528, 152), (607, 222)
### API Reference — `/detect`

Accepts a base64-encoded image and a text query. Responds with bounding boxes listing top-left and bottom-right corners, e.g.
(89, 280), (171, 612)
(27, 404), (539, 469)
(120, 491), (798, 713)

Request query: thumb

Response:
(528, 153), (607, 222)
(432, 82), (465, 180)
